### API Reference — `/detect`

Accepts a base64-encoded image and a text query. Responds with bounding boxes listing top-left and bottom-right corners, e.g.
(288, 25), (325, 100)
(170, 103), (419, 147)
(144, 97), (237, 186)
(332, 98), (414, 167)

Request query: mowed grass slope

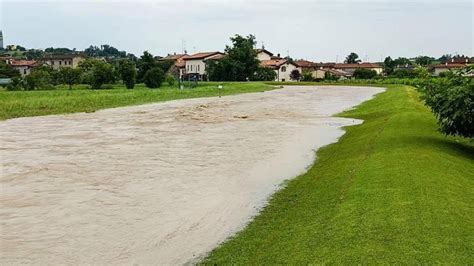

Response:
(203, 85), (473, 264)
(0, 82), (273, 120)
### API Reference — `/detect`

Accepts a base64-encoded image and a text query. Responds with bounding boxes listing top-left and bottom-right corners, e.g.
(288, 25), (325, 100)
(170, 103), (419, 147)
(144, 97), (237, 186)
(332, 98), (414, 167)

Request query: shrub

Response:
(24, 69), (54, 90)
(353, 68), (377, 79)
(301, 71), (314, 82)
(250, 67), (277, 81)
(290, 69), (301, 81)
(118, 59), (137, 89)
(6, 77), (25, 91)
(79, 60), (114, 89)
(419, 72), (473, 138)
(0, 62), (20, 78)
(144, 67), (165, 88)
(165, 74), (176, 86)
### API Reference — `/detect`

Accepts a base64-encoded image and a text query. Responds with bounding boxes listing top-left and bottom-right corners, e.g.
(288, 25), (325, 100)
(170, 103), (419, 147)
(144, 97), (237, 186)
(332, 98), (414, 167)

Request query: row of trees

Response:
(6, 51), (176, 90)
(1, 44), (137, 61)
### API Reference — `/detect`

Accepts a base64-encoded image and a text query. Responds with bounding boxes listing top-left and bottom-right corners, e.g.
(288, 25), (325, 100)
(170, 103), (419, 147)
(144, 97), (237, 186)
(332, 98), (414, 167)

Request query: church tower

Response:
(0, 30), (3, 50)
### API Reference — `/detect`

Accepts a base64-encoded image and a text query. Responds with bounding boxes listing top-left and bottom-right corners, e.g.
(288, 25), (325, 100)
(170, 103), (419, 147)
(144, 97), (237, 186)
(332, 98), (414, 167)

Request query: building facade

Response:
(261, 59), (301, 82)
(42, 54), (85, 70)
(182, 52), (224, 80)
(333, 63), (383, 75)
(7, 59), (37, 76)
(255, 49), (273, 61)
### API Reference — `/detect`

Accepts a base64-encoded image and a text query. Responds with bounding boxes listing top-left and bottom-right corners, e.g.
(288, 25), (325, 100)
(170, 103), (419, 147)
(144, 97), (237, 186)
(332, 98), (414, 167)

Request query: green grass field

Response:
(203, 84), (474, 264)
(0, 82), (273, 120)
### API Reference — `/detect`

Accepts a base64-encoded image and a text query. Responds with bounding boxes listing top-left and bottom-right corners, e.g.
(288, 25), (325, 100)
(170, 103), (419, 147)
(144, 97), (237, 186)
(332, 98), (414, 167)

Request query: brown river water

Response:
(0, 86), (384, 264)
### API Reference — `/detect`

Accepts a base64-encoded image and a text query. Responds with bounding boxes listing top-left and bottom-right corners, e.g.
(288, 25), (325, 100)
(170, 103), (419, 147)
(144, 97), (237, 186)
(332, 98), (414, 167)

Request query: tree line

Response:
(3, 51), (178, 91)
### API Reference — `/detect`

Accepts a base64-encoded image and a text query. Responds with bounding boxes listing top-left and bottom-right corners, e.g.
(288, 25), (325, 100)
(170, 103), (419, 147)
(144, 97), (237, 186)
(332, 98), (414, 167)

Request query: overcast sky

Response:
(1, 0), (473, 62)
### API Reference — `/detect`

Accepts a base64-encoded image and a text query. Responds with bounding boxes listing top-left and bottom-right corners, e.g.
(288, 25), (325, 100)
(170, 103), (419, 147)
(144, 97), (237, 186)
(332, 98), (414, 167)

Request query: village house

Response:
(158, 53), (188, 79)
(182, 51), (224, 81)
(255, 48), (274, 61)
(42, 54), (85, 70)
(260, 58), (301, 82)
(294, 60), (326, 79)
(432, 58), (472, 76)
(333, 63), (383, 75)
(7, 59), (37, 76)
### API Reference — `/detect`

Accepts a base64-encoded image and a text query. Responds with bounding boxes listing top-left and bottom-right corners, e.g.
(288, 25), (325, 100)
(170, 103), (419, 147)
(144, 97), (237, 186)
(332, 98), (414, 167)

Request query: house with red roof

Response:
(7, 59), (37, 76)
(182, 51), (224, 81)
(158, 53), (189, 79)
(432, 58), (472, 76)
(260, 58), (301, 82)
(293, 60), (327, 79)
(333, 63), (383, 75)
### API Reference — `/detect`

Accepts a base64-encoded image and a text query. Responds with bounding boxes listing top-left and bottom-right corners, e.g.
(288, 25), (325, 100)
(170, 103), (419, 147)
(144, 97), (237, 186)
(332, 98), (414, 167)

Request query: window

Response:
(281, 66), (287, 72)
(59, 60), (62, 65)
(198, 65), (200, 72)
(24, 69), (27, 74)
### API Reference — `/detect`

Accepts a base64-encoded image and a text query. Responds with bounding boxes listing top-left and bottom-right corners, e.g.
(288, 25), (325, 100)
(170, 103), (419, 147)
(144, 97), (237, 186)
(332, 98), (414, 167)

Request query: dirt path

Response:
(0, 86), (384, 264)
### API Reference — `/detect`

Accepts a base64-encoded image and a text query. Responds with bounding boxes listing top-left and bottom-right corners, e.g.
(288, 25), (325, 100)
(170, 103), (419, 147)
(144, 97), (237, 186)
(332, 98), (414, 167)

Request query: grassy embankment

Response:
(203, 84), (473, 264)
(0, 82), (273, 120)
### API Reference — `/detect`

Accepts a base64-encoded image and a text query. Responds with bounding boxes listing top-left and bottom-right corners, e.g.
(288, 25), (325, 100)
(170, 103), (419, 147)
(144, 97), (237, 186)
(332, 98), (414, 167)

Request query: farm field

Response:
(0, 82), (274, 120)
(203, 84), (474, 264)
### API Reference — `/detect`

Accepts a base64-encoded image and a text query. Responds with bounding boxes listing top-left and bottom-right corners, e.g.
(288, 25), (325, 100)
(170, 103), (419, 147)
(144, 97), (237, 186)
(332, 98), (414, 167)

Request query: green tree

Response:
(344, 52), (361, 64)
(391, 68), (417, 78)
(118, 59), (137, 89)
(137, 51), (156, 82)
(24, 69), (53, 90)
(353, 68), (377, 79)
(59, 68), (82, 90)
(157, 60), (174, 73)
(0, 62), (20, 78)
(24, 49), (45, 60)
(143, 67), (165, 88)
(207, 34), (260, 81)
(80, 60), (114, 89)
(290, 69), (301, 81)
(383, 56), (394, 75)
(415, 56), (433, 66)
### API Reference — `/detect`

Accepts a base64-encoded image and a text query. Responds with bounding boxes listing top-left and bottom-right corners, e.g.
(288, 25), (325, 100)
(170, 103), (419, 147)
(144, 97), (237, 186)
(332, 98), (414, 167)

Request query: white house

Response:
(255, 48), (274, 61)
(182, 51), (224, 80)
(261, 59), (301, 82)
(8, 59), (37, 76)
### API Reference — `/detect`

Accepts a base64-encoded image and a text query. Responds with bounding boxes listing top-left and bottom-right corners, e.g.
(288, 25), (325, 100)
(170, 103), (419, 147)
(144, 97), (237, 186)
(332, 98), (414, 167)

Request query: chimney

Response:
(277, 53), (281, 58)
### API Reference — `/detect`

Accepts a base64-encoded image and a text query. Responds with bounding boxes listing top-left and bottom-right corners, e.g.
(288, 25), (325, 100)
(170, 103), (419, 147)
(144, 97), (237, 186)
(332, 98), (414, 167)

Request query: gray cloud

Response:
(1, 0), (472, 61)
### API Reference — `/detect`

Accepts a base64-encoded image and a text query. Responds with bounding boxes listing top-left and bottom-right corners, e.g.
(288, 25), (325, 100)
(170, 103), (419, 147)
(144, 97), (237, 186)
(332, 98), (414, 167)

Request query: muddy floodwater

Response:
(0, 86), (384, 264)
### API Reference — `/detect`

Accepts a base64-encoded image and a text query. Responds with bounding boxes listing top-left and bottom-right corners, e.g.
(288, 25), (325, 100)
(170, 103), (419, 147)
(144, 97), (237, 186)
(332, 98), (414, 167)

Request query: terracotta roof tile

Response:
(260, 59), (288, 68)
(433, 63), (470, 69)
(334, 63), (381, 69)
(9, 60), (37, 67)
(183, 52), (223, 60)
